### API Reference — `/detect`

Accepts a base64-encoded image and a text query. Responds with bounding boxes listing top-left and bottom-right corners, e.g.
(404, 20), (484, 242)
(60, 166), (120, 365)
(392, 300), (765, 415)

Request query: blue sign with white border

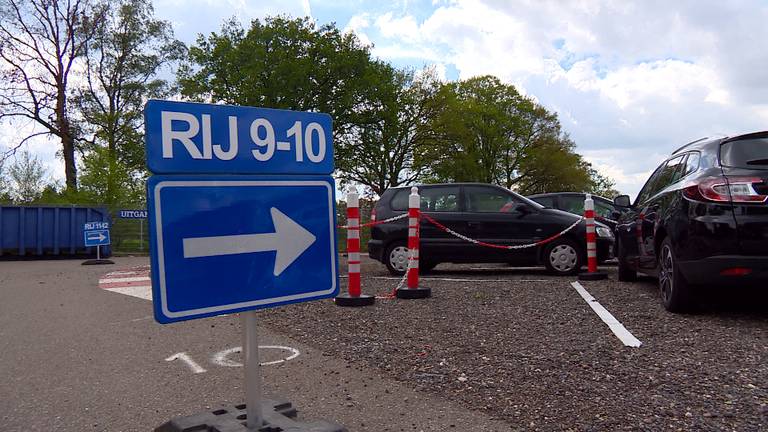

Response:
(144, 100), (333, 175)
(147, 175), (339, 323)
(84, 221), (111, 247)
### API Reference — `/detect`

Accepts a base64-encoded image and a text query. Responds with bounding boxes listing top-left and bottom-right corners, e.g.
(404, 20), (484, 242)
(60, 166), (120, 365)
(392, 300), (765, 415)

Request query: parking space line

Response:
(98, 276), (150, 284)
(571, 281), (642, 348)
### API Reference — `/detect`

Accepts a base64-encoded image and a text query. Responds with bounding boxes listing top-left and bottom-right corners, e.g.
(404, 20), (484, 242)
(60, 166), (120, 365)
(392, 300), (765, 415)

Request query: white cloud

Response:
(344, 14), (374, 47)
(376, 12), (422, 42)
(353, 0), (768, 196)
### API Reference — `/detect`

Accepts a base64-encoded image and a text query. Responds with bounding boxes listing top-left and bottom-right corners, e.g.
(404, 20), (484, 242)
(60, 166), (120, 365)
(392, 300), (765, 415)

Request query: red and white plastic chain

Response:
(421, 214), (585, 250)
(338, 213), (408, 230)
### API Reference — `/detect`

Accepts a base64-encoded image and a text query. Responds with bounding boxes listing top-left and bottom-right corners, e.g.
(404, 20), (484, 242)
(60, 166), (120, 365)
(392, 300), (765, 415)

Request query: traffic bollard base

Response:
(396, 286), (431, 299)
(578, 271), (608, 281)
(154, 399), (347, 432)
(334, 293), (376, 307)
(81, 259), (115, 265)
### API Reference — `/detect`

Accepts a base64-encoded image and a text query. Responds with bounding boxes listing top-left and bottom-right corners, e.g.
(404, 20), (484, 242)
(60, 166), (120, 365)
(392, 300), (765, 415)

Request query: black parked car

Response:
(613, 131), (768, 312)
(368, 183), (614, 276)
(527, 192), (625, 230)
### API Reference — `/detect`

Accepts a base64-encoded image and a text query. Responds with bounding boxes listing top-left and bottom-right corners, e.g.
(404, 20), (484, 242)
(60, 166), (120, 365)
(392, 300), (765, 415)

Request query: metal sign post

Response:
(243, 311), (263, 429)
(83, 221), (114, 265)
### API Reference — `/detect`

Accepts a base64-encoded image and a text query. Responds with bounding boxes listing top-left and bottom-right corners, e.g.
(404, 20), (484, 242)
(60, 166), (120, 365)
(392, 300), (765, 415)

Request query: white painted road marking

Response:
(571, 281), (642, 348)
(99, 268), (153, 301)
(211, 345), (301, 367)
(104, 285), (152, 301)
(98, 276), (150, 284)
(165, 352), (207, 374)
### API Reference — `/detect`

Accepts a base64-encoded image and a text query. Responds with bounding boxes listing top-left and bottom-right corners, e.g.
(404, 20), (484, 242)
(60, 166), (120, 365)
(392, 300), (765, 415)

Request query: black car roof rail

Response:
(672, 137), (709, 154)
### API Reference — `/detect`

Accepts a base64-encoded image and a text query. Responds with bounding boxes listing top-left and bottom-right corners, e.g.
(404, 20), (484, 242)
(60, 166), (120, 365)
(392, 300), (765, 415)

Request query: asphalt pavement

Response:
(0, 257), (511, 431)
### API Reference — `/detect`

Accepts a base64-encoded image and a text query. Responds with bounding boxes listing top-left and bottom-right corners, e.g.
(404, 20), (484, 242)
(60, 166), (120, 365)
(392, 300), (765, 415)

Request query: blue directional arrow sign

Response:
(83, 222), (111, 247)
(147, 175), (339, 323)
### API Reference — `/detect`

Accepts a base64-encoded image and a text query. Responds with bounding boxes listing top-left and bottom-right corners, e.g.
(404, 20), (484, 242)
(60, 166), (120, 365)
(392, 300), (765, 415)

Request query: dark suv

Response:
(613, 131), (768, 312)
(368, 183), (614, 276)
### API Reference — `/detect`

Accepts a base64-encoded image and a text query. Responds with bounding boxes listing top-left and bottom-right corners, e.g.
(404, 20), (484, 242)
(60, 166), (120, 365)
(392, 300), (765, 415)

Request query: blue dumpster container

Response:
(0, 205), (112, 258)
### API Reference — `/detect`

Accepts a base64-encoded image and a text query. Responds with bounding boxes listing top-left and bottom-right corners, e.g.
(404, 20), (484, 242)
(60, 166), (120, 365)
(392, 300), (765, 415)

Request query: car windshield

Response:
(720, 136), (768, 169)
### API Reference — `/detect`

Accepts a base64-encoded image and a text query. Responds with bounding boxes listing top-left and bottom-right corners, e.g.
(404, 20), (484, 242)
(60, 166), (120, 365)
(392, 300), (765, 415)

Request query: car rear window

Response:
(390, 189), (409, 211)
(390, 186), (460, 212)
(531, 196), (554, 207)
(720, 137), (768, 168)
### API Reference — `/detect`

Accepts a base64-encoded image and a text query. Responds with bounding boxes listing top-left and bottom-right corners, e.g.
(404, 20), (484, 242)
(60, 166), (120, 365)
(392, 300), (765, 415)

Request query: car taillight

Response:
(683, 176), (768, 203)
(371, 207), (377, 222)
(720, 267), (752, 276)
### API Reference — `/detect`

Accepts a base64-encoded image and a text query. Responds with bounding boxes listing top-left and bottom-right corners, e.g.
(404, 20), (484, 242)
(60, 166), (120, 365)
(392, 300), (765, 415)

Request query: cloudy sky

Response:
(6, 0), (768, 198)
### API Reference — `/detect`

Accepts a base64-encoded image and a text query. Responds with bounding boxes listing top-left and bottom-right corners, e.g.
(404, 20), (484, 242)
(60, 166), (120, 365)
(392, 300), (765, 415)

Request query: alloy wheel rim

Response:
(389, 246), (409, 272)
(549, 244), (577, 272)
(659, 245), (673, 303)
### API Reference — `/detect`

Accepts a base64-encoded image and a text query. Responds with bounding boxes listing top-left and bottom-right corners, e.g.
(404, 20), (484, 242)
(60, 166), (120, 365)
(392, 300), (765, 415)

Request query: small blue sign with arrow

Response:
(83, 222), (111, 247)
(147, 175), (339, 323)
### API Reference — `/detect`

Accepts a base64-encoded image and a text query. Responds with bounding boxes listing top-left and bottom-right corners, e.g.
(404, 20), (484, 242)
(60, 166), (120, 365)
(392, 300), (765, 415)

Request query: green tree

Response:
(422, 76), (520, 184)
(337, 66), (442, 195)
(78, 146), (145, 206)
(178, 16), (382, 155)
(75, 0), (183, 205)
(586, 165), (621, 198)
(0, 0), (106, 191)
(513, 134), (592, 195)
(420, 75), (603, 195)
(8, 149), (47, 203)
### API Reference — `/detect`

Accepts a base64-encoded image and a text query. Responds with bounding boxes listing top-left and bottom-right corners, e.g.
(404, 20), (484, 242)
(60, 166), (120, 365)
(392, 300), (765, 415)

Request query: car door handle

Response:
(467, 221), (481, 228)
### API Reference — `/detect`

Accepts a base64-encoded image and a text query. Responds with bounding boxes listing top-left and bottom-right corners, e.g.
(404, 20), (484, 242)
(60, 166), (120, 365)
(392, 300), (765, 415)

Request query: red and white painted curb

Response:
(99, 266), (152, 300)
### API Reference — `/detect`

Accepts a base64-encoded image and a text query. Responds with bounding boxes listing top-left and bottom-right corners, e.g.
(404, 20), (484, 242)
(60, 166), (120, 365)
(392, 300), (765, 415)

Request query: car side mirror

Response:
(613, 195), (631, 207)
(513, 203), (533, 214)
(610, 210), (622, 220)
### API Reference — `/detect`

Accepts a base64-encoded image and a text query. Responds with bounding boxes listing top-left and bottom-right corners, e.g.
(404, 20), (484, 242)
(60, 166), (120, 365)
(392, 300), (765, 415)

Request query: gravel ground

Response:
(259, 257), (768, 431)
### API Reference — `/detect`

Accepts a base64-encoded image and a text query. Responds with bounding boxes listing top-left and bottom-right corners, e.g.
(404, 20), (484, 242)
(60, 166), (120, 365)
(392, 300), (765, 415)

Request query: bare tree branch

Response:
(0, 0), (104, 190)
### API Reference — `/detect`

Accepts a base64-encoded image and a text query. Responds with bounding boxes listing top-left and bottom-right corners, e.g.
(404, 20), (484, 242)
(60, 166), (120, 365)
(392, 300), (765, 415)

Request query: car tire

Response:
(617, 237), (637, 282)
(658, 237), (692, 313)
(543, 238), (583, 276)
(384, 241), (409, 276)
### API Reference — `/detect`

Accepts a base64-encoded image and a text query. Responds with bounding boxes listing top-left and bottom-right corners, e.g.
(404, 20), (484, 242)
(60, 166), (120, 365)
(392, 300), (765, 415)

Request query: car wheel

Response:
(658, 237), (692, 313)
(543, 238), (583, 276)
(385, 241), (409, 276)
(617, 237), (637, 282)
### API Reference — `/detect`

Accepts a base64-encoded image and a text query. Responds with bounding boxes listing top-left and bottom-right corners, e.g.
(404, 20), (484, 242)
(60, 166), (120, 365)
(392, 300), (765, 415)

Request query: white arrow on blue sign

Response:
(84, 227), (111, 247)
(147, 176), (339, 323)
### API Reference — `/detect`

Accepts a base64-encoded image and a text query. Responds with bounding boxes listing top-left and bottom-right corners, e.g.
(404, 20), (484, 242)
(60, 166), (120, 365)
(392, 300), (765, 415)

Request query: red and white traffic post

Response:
(335, 188), (375, 306)
(396, 186), (431, 299)
(578, 193), (608, 280)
